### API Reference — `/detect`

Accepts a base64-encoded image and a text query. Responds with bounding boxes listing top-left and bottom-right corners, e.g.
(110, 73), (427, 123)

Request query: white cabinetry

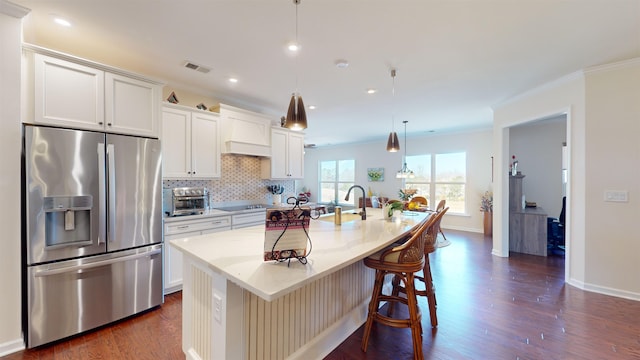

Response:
(212, 103), (273, 157)
(164, 215), (231, 294)
(162, 104), (221, 179)
(24, 48), (161, 137)
(261, 128), (305, 179)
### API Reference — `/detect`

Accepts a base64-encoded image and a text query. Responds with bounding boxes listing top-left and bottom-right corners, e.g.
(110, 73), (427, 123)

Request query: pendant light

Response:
(386, 69), (400, 152)
(396, 120), (415, 178)
(284, 0), (307, 131)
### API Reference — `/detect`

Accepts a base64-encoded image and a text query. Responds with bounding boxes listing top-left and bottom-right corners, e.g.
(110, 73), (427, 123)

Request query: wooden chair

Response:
(410, 196), (428, 206)
(435, 199), (447, 241)
(361, 215), (434, 359)
(391, 207), (448, 328)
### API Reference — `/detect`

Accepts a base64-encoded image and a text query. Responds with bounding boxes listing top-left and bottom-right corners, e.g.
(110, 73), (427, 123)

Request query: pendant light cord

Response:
(294, 0), (300, 113)
(391, 69), (396, 132)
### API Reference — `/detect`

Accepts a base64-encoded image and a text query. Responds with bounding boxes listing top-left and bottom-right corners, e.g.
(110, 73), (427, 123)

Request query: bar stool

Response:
(435, 200), (448, 242)
(392, 207), (448, 328)
(361, 215), (434, 359)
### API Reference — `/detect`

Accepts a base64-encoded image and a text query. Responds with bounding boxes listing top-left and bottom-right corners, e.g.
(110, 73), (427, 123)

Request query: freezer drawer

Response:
(26, 244), (163, 348)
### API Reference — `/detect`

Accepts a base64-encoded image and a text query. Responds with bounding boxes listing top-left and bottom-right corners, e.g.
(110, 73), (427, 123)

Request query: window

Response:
(406, 152), (466, 213)
(319, 160), (355, 205)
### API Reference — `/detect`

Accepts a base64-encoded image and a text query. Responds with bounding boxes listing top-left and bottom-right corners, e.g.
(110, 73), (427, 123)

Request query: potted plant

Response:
(480, 191), (493, 236)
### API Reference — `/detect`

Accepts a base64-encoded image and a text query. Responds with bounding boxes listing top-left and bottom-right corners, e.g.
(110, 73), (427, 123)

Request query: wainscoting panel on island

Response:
(172, 208), (428, 360)
(183, 257), (375, 360)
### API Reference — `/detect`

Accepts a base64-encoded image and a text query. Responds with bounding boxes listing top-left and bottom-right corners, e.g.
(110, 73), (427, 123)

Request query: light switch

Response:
(604, 190), (628, 202)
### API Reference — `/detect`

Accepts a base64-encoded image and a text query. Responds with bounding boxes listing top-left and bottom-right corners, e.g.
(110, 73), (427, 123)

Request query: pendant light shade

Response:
(386, 131), (399, 152)
(283, 0), (308, 131)
(386, 68), (400, 152)
(285, 93), (307, 131)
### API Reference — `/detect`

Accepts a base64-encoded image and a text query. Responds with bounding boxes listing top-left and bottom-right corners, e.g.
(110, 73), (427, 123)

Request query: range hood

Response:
(212, 103), (272, 157)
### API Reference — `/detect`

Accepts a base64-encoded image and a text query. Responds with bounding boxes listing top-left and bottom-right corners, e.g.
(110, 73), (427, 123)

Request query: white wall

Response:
(582, 60), (640, 298)
(302, 129), (493, 233)
(510, 116), (567, 217)
(0, 1), (29, 355)
(494, 58), (640, 301)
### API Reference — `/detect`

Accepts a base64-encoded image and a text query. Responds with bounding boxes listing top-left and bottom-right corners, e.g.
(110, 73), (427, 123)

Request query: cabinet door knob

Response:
(107, 123), (112, 126)
(98, 122), (103, 125)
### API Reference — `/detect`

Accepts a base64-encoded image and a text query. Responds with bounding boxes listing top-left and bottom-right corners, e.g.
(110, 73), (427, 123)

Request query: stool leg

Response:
(361, 269), (385, 352)
(423, 256), (438, 328)
(387, 275), (401, 317)
(439, 227), (447, 241)
(405, 272), (424, 360)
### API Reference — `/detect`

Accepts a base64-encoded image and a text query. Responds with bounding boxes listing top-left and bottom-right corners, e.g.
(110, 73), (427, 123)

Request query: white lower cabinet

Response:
(163, 215), (231, 294)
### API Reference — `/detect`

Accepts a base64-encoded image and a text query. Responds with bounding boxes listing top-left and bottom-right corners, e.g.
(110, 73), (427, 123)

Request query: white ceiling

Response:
(14, 0), (640, 147)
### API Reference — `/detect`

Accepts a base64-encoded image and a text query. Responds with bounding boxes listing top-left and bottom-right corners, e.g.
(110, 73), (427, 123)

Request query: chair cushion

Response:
(367, 245), (401, 263)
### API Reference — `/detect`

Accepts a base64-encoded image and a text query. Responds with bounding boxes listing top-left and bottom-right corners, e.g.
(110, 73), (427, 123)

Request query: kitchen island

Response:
(170, 208), (429, 360)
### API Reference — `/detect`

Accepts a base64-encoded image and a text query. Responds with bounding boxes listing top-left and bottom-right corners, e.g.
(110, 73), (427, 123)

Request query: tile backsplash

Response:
(163, 154), (295, 204)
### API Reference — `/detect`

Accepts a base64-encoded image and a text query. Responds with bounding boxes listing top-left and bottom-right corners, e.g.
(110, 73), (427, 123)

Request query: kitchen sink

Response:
(317, 212), (364, 223)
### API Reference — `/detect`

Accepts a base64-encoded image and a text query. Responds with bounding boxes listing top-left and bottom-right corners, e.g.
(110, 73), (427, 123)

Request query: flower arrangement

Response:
(480, 191), (493, 212)
(298, 186), (311, 199)
(398, 188), (417, 201)
(510, 155), (518, 176)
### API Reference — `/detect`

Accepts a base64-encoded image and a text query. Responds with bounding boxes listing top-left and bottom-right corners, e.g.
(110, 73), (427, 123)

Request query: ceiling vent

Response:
(183, 61), (210, 74)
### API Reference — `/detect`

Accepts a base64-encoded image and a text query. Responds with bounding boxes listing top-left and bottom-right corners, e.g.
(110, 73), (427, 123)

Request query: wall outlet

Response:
(213, 293), (222, 323)
(604, 190), (628, 202)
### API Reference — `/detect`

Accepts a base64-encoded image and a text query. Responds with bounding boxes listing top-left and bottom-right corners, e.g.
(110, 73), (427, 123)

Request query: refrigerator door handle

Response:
(106, 143), (116, 243)
(33, 248), (162, 277)
(98, 143), (106, 244)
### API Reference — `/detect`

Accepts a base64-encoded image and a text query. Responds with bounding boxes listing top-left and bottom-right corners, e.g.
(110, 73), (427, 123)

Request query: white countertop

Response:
(163, 209), (239, 223)
(170, 208), (429, 301)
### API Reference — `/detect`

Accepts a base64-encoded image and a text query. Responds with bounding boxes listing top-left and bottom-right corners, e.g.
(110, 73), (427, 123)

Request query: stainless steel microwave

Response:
(163, 187), (207, 216)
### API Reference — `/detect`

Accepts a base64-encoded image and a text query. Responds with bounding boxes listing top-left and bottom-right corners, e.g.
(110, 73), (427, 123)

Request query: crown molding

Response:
(0, 0), (30, 18)
(584, 57), (640, 74)
(493, 70), (584, 110)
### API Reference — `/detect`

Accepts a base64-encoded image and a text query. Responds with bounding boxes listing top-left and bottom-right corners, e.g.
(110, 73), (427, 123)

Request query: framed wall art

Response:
(367, 167), (384, 182)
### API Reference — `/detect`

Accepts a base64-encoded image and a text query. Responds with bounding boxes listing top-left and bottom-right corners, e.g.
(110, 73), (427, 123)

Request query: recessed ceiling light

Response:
(53, 17), (71, 27)
(228, 78), (238, 83)
(335, 59), (349, 69)
(308, 105), (316, 110)
(367, 89), (377, 94)
(288, 42), (300, 52)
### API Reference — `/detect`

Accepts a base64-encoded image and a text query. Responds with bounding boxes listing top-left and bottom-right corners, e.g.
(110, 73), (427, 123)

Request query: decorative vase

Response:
(383, 204), (393, 220)
(273, 194), (281, 205)
(483, 211), (493, 237)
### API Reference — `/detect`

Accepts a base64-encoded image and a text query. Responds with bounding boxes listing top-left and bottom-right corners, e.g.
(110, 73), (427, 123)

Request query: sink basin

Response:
(318, 212), (363, 223)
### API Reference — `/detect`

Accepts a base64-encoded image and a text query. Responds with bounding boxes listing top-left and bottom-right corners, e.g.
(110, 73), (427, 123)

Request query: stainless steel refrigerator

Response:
(23, 124), (163, 348)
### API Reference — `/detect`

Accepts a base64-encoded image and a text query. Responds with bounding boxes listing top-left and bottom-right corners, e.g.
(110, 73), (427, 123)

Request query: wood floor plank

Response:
(4, 231), (640, 359)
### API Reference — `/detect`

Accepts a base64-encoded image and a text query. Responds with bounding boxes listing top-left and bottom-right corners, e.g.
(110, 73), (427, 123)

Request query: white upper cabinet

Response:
(161, 104), (221, 179)
(32, 54), (105, 130)
(24, 47), (161, 137)
(261, 128), (305, 179)
(105, 73), (159, 137)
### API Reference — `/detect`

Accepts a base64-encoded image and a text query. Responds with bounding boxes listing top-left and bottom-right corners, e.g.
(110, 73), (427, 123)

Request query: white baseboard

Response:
(0, 338), (25, 357)
(442, 225), (483, 233)
(568, 278), (640, 302)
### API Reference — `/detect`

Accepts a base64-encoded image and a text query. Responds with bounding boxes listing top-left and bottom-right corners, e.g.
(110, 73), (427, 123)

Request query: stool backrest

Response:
(436, 199), (446, 212)
(424, 207), (448, 254)
(382, 215), (433, 264)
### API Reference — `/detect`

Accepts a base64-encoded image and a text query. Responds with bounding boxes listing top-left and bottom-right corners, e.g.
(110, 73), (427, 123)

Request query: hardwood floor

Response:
(2, 292), (184, 360)
(4, 230), (640, 359)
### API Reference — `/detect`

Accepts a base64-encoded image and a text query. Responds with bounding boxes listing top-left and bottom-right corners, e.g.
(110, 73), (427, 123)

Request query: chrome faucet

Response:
(344, 185), (367, 220)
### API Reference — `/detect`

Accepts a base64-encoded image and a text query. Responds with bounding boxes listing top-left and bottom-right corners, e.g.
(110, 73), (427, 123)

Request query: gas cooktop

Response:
(216, 204), (270, 213)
